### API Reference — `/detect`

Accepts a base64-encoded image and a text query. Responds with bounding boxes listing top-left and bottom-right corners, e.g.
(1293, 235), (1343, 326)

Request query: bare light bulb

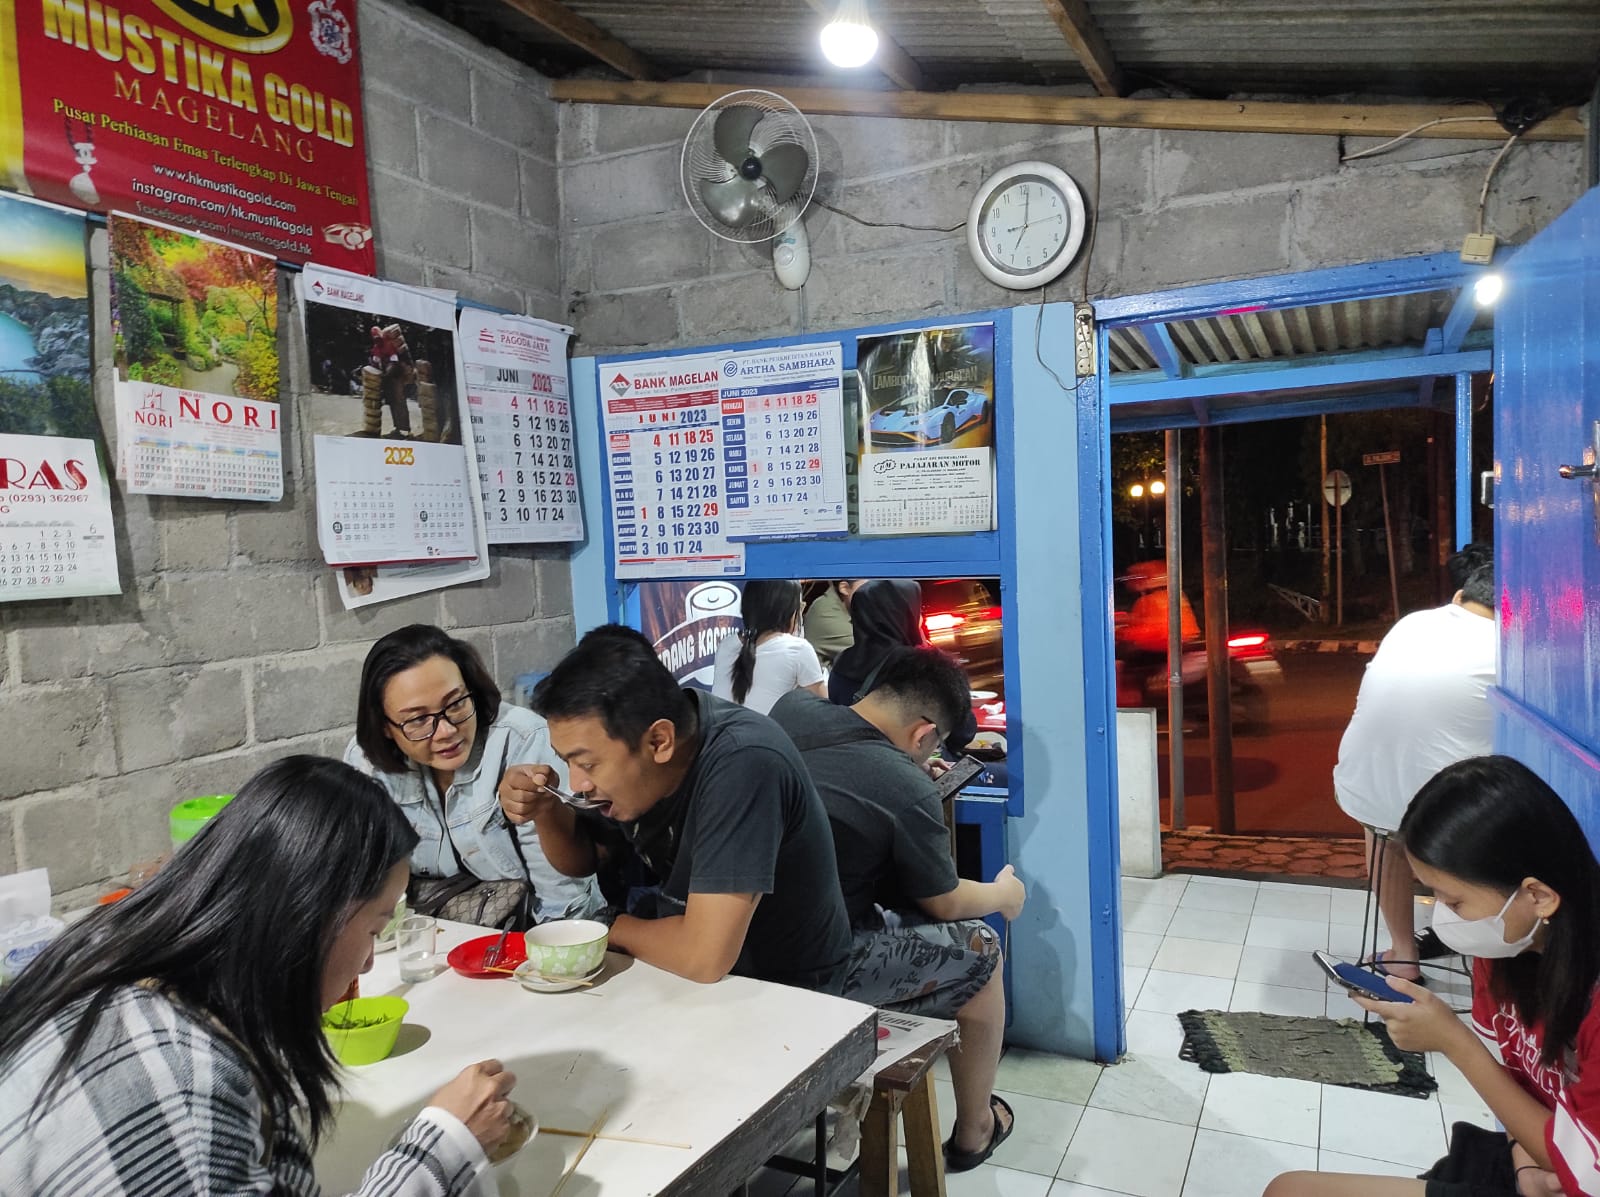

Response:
(1150, 480), (1166, 496)
(1473, 272), (1504, 306)
(820, 0), (878, 67)
(1129, 483), (1144, 499)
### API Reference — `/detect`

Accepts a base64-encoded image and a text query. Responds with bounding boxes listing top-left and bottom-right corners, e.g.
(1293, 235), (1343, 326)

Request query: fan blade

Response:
(757, 143), (810, 205)
(712, 105), (765, 165)
(698, 176), (774, 229)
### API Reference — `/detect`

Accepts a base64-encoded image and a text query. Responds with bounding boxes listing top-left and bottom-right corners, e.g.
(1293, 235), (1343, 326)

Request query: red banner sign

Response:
(0, 0), (375, 271)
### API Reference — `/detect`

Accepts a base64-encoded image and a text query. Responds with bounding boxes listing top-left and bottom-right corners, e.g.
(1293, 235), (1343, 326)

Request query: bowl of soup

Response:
(521, 919), (609, 980)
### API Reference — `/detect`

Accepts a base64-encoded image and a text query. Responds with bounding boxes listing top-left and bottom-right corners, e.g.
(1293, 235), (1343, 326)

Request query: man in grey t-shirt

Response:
(771, 646), (1026, 1173)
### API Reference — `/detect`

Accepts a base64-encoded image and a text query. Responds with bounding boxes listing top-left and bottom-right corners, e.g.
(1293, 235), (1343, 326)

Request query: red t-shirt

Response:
(1471, 959), (1600, 1194)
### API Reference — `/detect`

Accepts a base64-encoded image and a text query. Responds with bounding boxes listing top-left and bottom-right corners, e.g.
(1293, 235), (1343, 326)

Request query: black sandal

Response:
(943, 1093), (1015, 1173)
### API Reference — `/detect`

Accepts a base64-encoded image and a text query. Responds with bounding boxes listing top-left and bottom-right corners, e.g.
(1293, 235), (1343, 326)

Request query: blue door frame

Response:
(563, 249), (1505, 1064)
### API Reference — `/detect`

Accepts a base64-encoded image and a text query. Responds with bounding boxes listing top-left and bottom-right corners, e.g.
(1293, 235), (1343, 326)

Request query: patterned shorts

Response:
(842, 914), (1001, 1019)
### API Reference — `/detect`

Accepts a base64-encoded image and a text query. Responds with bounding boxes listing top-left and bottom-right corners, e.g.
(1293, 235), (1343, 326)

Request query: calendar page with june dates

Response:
(458, 310), (582, 544)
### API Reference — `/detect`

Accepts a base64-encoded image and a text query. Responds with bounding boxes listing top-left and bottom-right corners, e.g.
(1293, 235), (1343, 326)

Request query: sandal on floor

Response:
(1361, 949), (1428, 986)
(944, 1093), (1015, 1173)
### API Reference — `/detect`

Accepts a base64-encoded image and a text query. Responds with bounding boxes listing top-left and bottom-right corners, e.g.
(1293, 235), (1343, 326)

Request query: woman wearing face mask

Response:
(1265, 755), (1600, 1197)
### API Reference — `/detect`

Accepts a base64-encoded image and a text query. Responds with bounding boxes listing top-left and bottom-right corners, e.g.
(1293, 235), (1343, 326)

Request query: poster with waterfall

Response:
(0, 192), (120, 600)
(109, 213), (282, 501)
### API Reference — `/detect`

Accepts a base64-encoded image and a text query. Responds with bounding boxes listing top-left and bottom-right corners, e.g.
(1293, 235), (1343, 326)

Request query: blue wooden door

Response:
(1494, 185), (1600, 824)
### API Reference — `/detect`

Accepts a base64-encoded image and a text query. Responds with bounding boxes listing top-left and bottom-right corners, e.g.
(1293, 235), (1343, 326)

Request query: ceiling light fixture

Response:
(820, 0), (878, 68)
(1473, 272), (1505, 306)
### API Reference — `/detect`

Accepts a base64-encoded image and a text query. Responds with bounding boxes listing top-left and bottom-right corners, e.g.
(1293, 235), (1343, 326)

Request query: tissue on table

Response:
(0, 869), (65, 987)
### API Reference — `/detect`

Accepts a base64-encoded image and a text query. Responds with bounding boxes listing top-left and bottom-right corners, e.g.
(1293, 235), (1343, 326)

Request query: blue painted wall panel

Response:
(1494, 185), (1600, 818)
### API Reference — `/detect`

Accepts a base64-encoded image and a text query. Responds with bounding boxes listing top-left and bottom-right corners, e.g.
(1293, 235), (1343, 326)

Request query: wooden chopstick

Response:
(539, 1126), (691, 1150)
(483, 966), (594, 986)
(550, 1107), (608, 1197)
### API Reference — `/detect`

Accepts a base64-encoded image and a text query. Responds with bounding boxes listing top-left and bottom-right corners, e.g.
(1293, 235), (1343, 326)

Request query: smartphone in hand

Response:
(1312, 950), (1415, 1004)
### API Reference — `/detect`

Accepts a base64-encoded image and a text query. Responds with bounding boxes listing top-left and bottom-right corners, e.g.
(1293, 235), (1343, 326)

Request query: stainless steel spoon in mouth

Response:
(537, 781), (608, 812)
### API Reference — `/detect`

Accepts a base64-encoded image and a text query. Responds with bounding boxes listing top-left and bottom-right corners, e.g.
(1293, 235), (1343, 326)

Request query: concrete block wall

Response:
(0, 0), (573, 911)
(559, 103), (1585, 355)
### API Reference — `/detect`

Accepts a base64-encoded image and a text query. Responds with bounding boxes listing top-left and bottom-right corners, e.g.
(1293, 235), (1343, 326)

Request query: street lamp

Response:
(1129, 480), (1165, 548)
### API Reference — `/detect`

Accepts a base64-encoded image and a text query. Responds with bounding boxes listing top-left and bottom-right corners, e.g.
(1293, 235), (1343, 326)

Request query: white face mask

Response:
(1430, 890), (1539, 959)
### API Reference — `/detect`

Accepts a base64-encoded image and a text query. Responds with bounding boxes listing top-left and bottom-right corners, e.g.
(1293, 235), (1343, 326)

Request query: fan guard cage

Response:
(680, 88), (819, 244)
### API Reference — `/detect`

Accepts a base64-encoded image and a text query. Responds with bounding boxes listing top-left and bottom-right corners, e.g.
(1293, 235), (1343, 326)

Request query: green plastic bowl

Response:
(169, 795), (235, 846)
(322, 996), (408, 1066)
(521, 919), (609, 979)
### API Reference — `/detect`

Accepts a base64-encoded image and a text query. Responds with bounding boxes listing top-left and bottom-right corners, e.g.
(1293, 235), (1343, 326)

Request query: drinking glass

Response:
(397, 915), (438, 982)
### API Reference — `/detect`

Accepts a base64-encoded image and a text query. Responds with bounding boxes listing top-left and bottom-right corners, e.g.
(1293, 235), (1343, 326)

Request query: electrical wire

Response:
(1338, 116), (1501, 162)
(1032, 279), (1074, 394)
(1476, 130), (1523, 235)
(812, 197), (965, 233)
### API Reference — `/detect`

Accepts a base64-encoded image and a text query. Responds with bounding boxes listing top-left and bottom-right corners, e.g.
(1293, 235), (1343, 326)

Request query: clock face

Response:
(966, 161), (1087, 291)
(979, 178), (1070, 276)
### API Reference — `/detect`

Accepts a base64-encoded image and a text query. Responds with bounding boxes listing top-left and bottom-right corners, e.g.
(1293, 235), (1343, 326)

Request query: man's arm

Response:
(608, 892), (761, 983)
(916, 865), (1026, 923)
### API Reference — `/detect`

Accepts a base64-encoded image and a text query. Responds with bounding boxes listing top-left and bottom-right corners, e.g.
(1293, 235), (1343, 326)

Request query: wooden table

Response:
(315, 921), (878, 1196)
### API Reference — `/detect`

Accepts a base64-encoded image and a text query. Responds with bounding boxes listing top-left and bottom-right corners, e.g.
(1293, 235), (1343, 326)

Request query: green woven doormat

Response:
(1177, 1009), (1438, 1099)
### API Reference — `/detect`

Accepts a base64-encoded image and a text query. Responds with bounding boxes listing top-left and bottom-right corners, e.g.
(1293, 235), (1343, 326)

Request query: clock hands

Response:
(1003, 213), (1064, 234)
(1012, 187), (1031, 253)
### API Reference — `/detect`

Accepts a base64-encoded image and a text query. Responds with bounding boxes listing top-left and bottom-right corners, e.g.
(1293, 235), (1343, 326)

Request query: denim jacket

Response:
(344, 703), (602, 925)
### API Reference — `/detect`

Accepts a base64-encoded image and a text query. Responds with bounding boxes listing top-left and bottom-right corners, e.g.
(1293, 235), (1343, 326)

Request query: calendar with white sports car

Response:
(458, 310), (582, 544)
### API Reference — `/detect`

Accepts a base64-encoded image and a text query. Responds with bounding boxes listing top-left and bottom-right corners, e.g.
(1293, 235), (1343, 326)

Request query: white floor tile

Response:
(1198, 1072), (1321, 1146)
(1180, 1128), (1317, 1197)
(1328, 889), (1373, 926)
(1316, 1149), (1425, 1178)
(1258, 880), (1328, 894)
(1134, 970), (1234, 1015)
(997, 1048), (1104, 1104)
(1164, 908), (1251, 945)
(1124, 902), (1179, 935)
(1228, 981), (1328, 1018)
(1124, 876), (1191, 904)
(1319, 1084), (1448, 1169)
(1058, 1107), (1196, 1197)
(1326, 924), (1375, 959)
(1123, 1009), (1186, 1058)
(1178, 881), (1259, 915)
(946, 1164), (1057, 1196)
(1234, 945), (1327, 992)
(1123, 930), (1164, 968)
(1441, 1101), (1498, 1132)
(1124, 967), (1148, 1014)
(986, 1089), (1085, 1177)
(1425, 1052), (1479, 1106)
(1245, 915), (1330, 952)
(1089, 1052), (1211, 1126)
(1151, 937), (1243, 980)
(1326, 987), (1369, 1021)
(1254, 888), (1332, 923)
(1046, 1183), (1132, 1197)
(1176, 874), (1258, 888)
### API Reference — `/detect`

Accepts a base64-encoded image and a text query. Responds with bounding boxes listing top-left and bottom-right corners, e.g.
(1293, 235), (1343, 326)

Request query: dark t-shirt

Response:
(770, 690), (958, 930)
(614, 691), (852, 993)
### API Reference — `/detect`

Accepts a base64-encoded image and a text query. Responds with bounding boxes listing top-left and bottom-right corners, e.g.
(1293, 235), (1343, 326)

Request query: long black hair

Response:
(731, 580), (803, 705)
(1400, 754), (1600, 1065)
(355, 623), (501, 773)
(0, 755), (419, 1142)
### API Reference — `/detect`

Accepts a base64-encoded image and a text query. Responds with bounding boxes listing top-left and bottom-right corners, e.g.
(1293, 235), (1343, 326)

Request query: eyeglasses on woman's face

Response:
(388, 693), (476, 741)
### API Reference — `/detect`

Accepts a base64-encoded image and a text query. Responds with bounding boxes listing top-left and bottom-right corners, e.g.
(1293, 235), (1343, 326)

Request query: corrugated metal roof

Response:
(1107, 287), (1493, 374)
(418, 0), (1600, 100)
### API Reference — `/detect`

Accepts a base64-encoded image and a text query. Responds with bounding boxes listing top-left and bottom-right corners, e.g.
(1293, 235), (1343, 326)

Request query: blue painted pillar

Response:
(568, 357), (616, 629)
(1455, 372), (1473, 549)
(1006, 302), (1123, 1061)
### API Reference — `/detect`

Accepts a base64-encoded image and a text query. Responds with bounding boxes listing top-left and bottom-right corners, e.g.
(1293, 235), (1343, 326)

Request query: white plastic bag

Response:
(0, 869), (64, 986)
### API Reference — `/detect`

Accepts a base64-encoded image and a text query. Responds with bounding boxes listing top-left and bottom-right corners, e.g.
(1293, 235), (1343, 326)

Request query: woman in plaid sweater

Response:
(0, 756), (517, 1196)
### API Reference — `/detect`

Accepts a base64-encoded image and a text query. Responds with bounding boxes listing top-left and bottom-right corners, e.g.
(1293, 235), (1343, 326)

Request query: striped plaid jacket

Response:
(0, 985), (485, 1196)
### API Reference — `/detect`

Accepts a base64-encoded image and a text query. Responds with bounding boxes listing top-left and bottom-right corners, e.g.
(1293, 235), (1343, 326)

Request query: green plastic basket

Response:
(169, 795), (235, 846)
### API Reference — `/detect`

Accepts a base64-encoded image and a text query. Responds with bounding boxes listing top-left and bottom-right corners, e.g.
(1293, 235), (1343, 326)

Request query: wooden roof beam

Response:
(496, 0), (662, 80)
(1038, 0), (1124, 97)
(803, 0), (928, 91)
(547, 80), (1586, 142)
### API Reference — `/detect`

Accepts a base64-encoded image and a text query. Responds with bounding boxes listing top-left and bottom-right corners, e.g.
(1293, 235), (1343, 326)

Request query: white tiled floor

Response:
(751, 873), (1485, 1196)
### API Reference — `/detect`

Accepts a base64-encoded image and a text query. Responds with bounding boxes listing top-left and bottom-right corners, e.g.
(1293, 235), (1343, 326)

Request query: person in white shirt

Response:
(713, 580), (827, 716)
(1333, 553), (1497, 981)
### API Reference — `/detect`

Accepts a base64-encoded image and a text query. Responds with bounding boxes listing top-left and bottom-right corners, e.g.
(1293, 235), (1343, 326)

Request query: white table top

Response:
(315, 921), (877, 1196)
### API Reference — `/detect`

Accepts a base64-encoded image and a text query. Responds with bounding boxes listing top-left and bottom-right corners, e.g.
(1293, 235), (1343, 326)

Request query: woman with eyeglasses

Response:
(347, 624), (602, 928)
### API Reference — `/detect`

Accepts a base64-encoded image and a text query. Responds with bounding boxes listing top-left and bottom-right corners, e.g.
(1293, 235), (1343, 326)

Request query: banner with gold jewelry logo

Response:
(0, 0), (374, 270)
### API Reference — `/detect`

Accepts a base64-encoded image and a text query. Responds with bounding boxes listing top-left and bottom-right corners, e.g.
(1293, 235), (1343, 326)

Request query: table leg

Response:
(860, 1089), (904, 1197)
(903, 1076), (948, 1197)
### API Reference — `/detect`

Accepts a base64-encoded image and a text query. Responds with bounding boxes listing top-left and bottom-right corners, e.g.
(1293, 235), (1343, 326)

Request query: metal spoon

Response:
(536, 780), (608, 812)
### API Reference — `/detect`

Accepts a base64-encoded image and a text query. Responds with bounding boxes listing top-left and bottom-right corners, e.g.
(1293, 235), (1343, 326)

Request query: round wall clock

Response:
(966, 160), (1088, 290)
